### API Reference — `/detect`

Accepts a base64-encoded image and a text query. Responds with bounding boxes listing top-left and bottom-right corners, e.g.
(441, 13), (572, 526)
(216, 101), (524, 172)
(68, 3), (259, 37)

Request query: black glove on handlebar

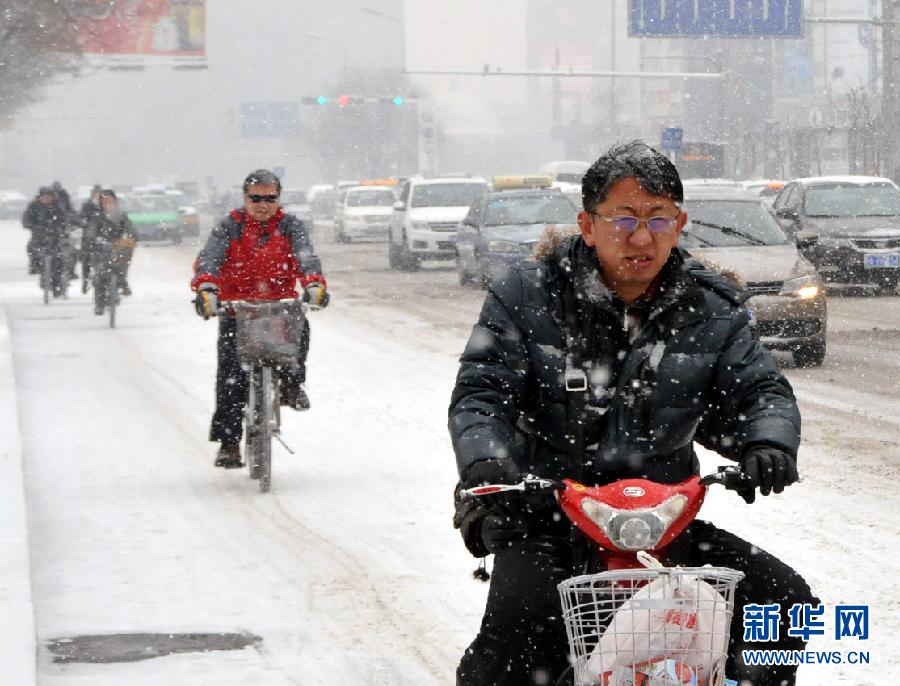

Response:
(739, 445), (799, 504)
(454, 459), (525, 557)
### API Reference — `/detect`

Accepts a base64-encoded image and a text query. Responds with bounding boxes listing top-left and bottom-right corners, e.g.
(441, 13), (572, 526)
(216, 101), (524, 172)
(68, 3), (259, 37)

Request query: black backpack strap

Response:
(560, 280), (590, 484)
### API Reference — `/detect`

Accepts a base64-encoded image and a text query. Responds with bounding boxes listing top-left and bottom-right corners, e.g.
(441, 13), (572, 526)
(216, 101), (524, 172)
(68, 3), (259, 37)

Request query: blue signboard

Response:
(629, 0), (803, 38)
(240, 102), (299, 138)
(660, 127), (683, 151)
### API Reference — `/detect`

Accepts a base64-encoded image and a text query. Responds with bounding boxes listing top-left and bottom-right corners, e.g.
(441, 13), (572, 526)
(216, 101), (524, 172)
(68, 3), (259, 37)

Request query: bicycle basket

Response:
(233, 300), (304, 366)
(558, 567), (744, 686)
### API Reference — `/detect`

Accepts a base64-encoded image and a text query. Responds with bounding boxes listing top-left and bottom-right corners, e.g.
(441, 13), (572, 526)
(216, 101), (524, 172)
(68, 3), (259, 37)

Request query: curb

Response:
(0, 306), (37, 683)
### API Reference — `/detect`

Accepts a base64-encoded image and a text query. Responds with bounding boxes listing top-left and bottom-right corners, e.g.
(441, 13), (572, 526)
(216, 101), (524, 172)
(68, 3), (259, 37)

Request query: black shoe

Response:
(94, 305), (104, 315)
(214, 443), (243, 469)
(281, 384), (310, 411)
(121, 284), (132, 296)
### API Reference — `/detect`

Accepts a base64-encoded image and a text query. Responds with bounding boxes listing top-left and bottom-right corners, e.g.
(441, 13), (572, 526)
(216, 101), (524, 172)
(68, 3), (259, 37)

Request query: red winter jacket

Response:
(191, 209), (325, 300)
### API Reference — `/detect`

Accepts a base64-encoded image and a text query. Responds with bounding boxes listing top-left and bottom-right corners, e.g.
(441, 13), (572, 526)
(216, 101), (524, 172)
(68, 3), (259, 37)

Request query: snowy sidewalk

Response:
(0, 305), (37, 684)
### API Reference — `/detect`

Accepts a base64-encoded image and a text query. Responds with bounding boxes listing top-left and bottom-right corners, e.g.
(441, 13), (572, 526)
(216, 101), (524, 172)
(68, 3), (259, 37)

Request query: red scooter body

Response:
(555, 476), (707, 570)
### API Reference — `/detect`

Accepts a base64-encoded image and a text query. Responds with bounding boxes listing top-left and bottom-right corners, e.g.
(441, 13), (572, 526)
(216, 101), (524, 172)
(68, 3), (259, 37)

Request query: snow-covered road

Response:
(1, 221), (897, 684)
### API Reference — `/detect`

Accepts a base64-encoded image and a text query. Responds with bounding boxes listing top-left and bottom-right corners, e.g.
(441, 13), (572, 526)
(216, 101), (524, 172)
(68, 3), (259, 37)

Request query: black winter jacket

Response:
(449, 232), (800, 486)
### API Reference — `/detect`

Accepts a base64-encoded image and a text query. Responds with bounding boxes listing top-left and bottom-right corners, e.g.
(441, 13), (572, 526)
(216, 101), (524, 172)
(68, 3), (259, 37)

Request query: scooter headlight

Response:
(580, 495), (688, 551)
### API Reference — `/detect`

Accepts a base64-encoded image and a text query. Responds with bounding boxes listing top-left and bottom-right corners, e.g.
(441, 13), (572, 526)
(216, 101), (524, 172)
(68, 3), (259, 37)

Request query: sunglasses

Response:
(590, 211), (678, 234)
(248, 194), (279, 204)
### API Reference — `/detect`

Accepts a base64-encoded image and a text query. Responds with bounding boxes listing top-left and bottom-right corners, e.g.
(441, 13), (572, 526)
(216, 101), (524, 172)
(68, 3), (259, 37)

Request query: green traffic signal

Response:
(392, 96), (404, 107)
(316, 95), (328, 105)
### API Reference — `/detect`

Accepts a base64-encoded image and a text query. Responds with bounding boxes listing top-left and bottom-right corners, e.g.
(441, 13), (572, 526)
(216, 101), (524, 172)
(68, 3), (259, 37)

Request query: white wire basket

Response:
(558, 567), (744, 686)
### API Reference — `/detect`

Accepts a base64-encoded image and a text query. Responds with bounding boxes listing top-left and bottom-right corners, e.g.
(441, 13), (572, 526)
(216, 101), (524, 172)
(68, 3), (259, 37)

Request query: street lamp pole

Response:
(300, 31), (348, 76)
(360, 7), (405, 74)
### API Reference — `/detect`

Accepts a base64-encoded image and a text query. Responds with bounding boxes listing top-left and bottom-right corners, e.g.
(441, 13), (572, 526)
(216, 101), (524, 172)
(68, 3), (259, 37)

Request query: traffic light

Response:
(316, 95), (328, 105)
(300, 96), (329, 105)
(392, 96), (404, 107)
(338, 94), (351, 108)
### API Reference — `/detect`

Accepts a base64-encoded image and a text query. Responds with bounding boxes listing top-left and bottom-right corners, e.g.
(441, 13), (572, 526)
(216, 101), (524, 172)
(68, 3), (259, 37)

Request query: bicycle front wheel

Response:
(108, 272), (117, 328)
(245, 367), (262, 480)
(258, 367), (274, 493)
(42, 255), (51, 304)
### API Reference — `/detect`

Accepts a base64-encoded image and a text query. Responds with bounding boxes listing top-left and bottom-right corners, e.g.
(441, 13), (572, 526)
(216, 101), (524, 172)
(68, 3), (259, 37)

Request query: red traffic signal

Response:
(338, 94), (351, 108)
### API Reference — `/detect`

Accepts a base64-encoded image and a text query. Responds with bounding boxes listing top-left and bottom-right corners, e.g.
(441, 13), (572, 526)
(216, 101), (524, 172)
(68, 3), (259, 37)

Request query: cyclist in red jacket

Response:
(191, 169), (328, 468)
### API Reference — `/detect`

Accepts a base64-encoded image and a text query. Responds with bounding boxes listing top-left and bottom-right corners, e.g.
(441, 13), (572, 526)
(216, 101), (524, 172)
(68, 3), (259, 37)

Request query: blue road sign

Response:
(661, 127), (684, 151)
(629, 0), (803, 38)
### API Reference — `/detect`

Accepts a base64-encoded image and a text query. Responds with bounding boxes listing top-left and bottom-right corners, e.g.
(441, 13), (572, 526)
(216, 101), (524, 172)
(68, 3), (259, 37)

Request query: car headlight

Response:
(580, 495), (688, 551)
(410, 221), (430, 231)
(487, 240), (524, 253)
(779, 274), (820, 299)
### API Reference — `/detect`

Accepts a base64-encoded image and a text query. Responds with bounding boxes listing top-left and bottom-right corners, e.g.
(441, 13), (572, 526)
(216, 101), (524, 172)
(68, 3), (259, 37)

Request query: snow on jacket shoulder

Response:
(191, 209), (324, 300)
(449, 231), (800, 484)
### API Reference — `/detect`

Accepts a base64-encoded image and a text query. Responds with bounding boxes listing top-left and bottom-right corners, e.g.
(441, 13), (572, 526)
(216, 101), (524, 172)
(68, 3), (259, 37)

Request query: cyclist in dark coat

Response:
(79, 185), (104, 279)
(449, 141), (816, 686)
(22, 186), (72, 292)
(89, 190), (138, 314)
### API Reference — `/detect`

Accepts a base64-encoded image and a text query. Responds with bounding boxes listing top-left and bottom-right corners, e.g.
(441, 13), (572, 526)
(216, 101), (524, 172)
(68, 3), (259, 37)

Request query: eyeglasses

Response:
(247, 194), (279, 204)
(590, 211), (679, 234)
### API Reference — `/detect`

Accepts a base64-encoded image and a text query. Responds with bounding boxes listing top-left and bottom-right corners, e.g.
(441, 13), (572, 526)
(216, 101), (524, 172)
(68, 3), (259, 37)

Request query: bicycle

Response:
(92, 239), (129, 328)
(222, 298), (308, 493)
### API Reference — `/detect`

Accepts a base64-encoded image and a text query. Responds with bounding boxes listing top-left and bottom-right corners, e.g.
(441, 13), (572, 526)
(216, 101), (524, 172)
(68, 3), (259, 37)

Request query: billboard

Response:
(629, 0), (803, 38)
(77, 0), (206, 57)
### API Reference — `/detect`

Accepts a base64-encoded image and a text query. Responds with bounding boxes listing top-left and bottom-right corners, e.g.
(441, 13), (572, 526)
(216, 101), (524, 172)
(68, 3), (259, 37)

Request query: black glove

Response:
(738, 445), (799, 504)
(454, 459), (527, 556)
(194, 282), (218, 320)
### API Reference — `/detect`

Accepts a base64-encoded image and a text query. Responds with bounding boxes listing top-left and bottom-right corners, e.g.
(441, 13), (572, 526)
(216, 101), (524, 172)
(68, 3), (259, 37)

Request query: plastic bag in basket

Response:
(585, 573), (730, 686)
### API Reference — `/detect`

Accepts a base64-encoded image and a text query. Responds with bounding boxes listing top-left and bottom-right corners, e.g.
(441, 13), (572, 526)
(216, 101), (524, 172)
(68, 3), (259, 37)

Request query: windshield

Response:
(282, 191), (307, 204)
(682, 200), (789, 247)
(347, 190), (395, 207)
(410, 183), (487, 208)
(804, 183), (900, 217)
(484, 194), (577, 225)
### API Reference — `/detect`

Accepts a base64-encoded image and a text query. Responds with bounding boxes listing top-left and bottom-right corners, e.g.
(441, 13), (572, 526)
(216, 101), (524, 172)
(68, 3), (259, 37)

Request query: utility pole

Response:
(883, 1), (899, 178)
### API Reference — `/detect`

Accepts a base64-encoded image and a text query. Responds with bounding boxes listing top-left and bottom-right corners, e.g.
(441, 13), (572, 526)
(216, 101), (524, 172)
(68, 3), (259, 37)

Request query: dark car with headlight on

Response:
(772, 175), (900, 293)
(682, 186), (827, 366)
(455, 185), (578, 287)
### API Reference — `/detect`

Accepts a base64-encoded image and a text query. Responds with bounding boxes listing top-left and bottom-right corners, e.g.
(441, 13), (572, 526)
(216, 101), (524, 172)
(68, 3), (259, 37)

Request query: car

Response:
(456, 183), (578, 287)
(681, 186), (827, 366)
(389, 175), (489, 270)
(538, 160), (590, 184)
(334, 185), (395, 243)
(126, 194), (186, 244)
(0, 190), (28, 219)
(281, 189), (313, 225)
(771, 175), (900, 293)
(309, 186), (338, 227)
(739, 179), (785, 204)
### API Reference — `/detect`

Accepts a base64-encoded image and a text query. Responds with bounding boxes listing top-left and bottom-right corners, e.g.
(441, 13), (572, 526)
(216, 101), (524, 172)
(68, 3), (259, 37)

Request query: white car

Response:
(389, 176), (489, 270)
(281, 189), (313, 225)
(334, 185), (395, 243)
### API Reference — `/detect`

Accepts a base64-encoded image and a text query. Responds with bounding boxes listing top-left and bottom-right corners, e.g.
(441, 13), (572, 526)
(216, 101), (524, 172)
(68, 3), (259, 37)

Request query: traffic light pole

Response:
(883, 1), (899, 179)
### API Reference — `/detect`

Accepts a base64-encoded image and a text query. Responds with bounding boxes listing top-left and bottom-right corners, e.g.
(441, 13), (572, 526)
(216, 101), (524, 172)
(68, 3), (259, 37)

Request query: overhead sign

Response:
(240, 103), (300, 138)
(660, 127), (684, 151)
(629, 0), (803, 38)
(77, 0), (206, 57)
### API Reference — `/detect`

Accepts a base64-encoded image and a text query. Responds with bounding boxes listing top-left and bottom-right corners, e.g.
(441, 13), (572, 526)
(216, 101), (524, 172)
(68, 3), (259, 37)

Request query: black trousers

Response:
(457, 520), (818, 686)
(209, 313), (310, 445)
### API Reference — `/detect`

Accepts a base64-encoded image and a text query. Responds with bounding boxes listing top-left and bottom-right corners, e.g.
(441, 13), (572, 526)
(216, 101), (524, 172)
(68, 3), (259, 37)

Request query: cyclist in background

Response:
(89, 190), (138, 314)
(191, 169), (328, 469)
